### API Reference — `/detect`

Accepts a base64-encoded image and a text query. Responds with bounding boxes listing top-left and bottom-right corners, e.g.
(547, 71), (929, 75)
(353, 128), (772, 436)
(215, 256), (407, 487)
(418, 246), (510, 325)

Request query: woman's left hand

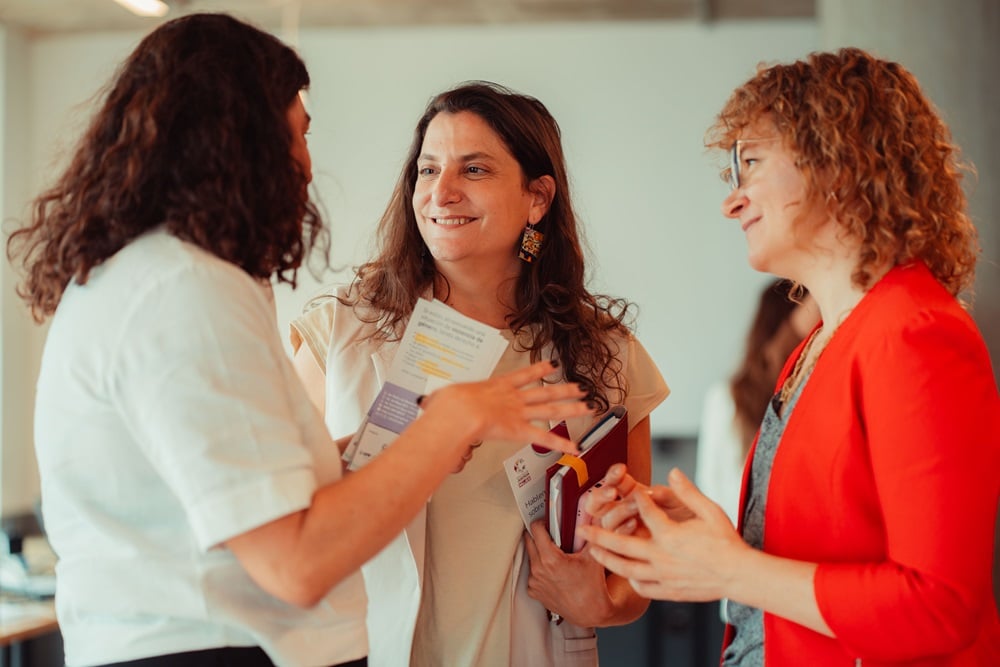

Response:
(524, 520), (613, 627)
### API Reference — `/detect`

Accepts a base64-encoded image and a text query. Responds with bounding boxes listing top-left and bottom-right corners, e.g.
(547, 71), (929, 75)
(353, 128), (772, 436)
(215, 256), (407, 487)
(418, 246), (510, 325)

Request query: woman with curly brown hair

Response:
(290, 81), (669, 666)
(6, 16), (591, 667)
(579, 48), (999, 666)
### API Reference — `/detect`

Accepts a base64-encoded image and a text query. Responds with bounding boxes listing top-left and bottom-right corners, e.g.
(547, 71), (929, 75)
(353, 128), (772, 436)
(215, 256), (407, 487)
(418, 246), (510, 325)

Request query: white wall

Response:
(280, 21), (818, 438)
(1, 23), (44, 516)
(3, 18), (820, 513)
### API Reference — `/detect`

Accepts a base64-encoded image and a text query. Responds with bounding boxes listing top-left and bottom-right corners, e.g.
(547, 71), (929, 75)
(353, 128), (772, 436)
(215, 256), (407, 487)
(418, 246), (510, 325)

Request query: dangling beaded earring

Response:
(518, 222), (544, 263)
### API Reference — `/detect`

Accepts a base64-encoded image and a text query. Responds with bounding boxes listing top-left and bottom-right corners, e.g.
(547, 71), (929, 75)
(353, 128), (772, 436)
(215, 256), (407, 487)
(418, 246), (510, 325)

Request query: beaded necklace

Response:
(777, 328), (824, 406)
(777, 300), (858, 408)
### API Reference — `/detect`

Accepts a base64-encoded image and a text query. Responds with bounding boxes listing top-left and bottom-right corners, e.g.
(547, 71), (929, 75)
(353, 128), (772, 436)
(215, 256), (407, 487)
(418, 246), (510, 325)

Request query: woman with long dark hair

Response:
(7, 16), (588, 667)
(291, 81), (669, 665)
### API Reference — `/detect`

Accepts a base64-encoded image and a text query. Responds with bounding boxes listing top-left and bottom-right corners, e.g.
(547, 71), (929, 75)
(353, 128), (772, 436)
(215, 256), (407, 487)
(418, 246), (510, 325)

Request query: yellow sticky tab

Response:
(556, 454), (588, 486)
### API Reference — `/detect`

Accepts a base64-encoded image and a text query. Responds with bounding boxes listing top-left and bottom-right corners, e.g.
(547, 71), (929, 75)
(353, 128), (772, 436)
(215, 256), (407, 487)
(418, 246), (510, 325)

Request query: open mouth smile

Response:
(432, 217), (476, 226)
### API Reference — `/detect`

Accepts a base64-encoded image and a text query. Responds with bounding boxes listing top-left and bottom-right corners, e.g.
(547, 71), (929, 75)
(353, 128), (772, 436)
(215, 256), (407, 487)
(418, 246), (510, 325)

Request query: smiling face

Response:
(721, 125), (822, 278)
(412, 111), (551, 278)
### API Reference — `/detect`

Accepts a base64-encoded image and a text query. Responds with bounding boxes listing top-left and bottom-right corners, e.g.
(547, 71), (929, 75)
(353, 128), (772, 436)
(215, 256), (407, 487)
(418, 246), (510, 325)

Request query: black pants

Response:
(96, 646), (367, 667)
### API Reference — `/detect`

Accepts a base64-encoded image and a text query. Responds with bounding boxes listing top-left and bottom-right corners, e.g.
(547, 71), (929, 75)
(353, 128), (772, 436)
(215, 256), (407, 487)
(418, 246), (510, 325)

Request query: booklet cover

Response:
(546, 405), (628, 552)
(502, 422), (570, 530)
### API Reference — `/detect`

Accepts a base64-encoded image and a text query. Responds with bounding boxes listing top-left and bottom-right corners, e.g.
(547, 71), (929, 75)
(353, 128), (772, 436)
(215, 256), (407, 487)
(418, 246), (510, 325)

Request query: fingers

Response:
(528, 519), (551, 543)
(520, 399), (592, 425)
(576, 524), (645, 562)
(602, 463), (633, 492)
(524, 527), (540, 563)
(524, 426), (580, 455)
(515, 381), (587, 405)
(666, 468), (720, 521)
(594, 495), (640, 532)
(450, 441), (481, 474)
(584, 534), (654, 582)
(495, 359), (563, 388)
(605, 463), (628, 484)
(631, 487), (674, 534)
(583, 483), (619, 516)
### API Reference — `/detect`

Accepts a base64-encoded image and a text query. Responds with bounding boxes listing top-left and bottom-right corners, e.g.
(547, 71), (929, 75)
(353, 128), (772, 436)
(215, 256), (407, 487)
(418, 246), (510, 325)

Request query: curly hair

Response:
(707, 47), (979, 297)
(331, 81), (632, 411)
(7, 13), (328, 322)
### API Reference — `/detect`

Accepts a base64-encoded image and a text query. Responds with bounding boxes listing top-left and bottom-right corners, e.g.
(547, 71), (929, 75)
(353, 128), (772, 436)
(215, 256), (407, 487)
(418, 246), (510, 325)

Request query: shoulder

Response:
(290, 283), (386, 366)
(78, 229), (268, 325)
(295, 283), (381, 338)
(823, 263), (994, 404)
(608, 331), (671, 419)
(848, 262), (983, 354)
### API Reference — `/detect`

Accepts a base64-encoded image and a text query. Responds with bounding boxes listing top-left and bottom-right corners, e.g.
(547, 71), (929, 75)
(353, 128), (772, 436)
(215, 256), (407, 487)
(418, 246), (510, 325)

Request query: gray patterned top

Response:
(722, 368), (812, 666)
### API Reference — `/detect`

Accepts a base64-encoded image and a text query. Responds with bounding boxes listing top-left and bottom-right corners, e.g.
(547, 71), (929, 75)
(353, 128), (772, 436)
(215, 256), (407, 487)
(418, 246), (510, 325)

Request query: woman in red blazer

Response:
(579, 47), (1000, 666)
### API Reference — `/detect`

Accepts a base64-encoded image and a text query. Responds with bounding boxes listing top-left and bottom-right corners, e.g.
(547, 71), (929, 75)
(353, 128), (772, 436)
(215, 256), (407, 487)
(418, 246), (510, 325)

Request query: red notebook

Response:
(545, 405), (628, 553)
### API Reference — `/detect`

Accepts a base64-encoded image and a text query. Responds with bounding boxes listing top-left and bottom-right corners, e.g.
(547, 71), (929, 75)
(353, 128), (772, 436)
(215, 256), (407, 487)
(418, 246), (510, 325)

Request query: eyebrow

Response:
(417, 151), (496, 162)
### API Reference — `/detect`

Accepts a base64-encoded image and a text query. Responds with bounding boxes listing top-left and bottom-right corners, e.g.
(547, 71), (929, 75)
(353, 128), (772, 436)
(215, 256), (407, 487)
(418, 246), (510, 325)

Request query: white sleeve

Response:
(695, 382), (743, 524)
(108, 259), (318, 551)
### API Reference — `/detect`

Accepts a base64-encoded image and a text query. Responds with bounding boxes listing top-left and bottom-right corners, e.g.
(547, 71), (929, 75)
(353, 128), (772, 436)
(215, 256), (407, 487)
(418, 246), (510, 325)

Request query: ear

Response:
(526, 175), (556, 225)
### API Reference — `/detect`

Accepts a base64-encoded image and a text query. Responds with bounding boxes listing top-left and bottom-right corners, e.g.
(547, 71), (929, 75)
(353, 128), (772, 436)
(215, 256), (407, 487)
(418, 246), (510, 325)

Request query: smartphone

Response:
(572, 481), (603, 552)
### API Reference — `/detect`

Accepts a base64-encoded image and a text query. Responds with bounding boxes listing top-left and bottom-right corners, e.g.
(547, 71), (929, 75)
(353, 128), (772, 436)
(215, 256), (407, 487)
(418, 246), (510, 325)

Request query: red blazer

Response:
(724, 262), (1000, 666)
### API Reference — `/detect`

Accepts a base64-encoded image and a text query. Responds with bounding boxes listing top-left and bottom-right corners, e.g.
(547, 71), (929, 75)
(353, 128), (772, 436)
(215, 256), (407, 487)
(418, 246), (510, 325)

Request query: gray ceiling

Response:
(0, 0), (815, 35)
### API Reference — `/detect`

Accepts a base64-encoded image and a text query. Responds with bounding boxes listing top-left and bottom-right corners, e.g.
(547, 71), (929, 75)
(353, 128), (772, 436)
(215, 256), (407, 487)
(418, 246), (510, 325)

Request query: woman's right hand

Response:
(417, 359), (590, 456)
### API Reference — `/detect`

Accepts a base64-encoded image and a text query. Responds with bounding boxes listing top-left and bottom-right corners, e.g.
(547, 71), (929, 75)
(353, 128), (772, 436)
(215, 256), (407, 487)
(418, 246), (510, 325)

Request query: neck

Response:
(789, 222), (888, 333)
(433, 261), (520, 329)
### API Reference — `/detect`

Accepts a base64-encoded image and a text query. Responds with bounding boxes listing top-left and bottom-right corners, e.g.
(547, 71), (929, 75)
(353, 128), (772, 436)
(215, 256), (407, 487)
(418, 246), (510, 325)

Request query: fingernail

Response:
(416, 395), (425, 406)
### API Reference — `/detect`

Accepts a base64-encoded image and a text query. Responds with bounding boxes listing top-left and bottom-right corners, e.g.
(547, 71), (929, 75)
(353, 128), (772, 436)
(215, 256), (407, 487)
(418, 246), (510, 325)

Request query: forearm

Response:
(724, 546), (832, 637)
(238, 359), (587, 607)
(229, 408), (474, 607)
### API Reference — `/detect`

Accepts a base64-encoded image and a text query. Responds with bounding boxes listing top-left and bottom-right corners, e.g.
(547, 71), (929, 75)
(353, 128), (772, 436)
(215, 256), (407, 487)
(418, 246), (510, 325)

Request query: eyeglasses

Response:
(728, 137), (778, 191)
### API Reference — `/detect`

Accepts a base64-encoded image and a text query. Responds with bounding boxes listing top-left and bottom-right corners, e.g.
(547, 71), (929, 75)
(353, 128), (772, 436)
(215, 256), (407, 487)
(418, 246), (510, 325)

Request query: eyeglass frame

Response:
(728, 137), (779, 191)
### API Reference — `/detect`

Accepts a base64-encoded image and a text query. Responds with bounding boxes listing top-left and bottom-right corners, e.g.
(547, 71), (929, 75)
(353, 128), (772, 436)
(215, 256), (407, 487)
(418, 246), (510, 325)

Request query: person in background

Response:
(291, 81), (670, 666)
(5, 15), (588, 667)
(579, 47), (1000, 666)
(695, 279), (817, 524)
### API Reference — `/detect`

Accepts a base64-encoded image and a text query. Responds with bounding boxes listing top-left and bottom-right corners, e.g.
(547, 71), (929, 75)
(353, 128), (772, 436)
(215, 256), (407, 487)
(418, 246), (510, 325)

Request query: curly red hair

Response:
(707, 47), (979, 298)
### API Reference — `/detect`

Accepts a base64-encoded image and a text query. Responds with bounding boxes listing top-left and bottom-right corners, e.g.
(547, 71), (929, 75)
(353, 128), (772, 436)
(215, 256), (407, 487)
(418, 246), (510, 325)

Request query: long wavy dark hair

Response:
(336, 81), (632, 410)
(707, 47), (978, 298)
(7, 13), (328, 321)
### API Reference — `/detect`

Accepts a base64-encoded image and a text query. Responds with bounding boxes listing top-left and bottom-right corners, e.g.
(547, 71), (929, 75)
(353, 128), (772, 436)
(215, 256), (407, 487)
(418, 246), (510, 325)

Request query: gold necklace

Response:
(778, 327), (826, 406)
(778, 301), (859, 406)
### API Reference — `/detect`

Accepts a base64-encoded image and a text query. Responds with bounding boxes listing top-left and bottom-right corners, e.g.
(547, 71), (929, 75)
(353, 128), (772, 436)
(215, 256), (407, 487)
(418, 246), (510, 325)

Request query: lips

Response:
(431, 216), (475, 226)
(741, 216), (760, 232)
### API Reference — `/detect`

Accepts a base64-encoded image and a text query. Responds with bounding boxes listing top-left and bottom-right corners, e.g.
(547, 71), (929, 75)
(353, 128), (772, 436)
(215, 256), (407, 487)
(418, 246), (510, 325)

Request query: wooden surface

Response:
(0, 598), (58, 648)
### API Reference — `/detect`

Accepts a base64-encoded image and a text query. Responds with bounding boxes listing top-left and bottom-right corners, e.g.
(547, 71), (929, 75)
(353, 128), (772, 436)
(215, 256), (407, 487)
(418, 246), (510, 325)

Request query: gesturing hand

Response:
(577, 467), (747, 603)
(583, 463), (695, 537)
(418, 360), (592, 456)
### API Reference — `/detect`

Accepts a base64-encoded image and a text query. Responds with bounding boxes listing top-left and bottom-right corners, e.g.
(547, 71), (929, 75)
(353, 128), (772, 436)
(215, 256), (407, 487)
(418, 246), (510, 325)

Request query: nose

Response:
(722, 187), (746, 220)
(431, 170), (462, 207)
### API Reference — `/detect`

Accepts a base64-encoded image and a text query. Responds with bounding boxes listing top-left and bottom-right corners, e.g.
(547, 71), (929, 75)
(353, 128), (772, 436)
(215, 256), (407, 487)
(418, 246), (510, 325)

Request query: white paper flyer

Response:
(344, 298), (509, 470)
